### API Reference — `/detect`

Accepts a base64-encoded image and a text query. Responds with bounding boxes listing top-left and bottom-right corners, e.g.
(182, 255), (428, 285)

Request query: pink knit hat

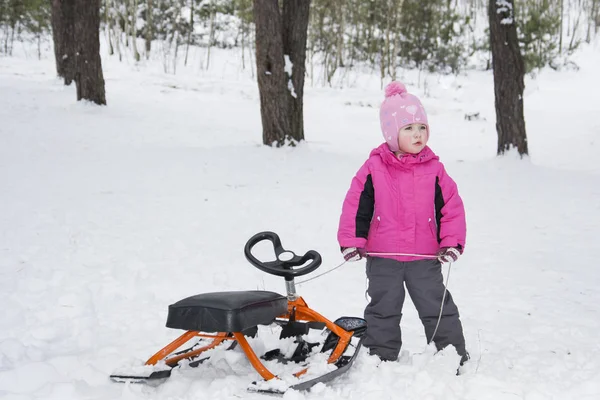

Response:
(379, 81), (429, 152)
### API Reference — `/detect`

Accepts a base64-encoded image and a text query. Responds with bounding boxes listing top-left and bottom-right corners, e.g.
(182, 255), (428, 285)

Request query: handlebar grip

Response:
(244, 231), (283, 274)
(244, 231), (322, 279)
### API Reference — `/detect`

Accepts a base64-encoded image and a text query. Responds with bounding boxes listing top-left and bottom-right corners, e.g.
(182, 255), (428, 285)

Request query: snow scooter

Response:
(110, 231), (367, 394)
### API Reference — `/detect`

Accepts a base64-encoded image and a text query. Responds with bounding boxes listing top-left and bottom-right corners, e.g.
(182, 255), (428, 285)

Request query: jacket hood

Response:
(370, 142), (438, 168)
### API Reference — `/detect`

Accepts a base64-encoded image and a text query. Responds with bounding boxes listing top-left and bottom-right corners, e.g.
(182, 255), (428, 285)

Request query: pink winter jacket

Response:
(337, 143), (466, 262)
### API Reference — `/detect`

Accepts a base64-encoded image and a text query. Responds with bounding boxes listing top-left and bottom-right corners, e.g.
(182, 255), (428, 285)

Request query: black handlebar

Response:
(244, 231), (322, 280)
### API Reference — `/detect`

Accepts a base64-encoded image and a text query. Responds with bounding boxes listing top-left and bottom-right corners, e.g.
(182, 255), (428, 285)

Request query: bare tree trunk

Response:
(74, 0), (107, 105)
(349, 8), (359, 75)
(124, 0), (130, 47)
(254, 0), (289, 145)
(488, 0), (528, 156)
(0, 8), (4, 44)
(37, 25), (42, 59)
(391, 0), (402, 80)
(206, 0), (215, 70)
(104, 0), (114, 55)
(249, 27), (255, 78)
(9, 21), (15, 55)
(173, 30), (179, 74)
(559, 0), (564, 52)
(282, 0), (310, 143)
(569, 8), (582, 50)
(595, 0), (600, 35)
(51, 0), (76, 85)
(382, 0), (391, 85)
(184, 0), (194, 66)
(336, 0), (344, 68)
(145, 0), (153, 58)
(131, 0), (140, 61)
(241, 17), (246, 69)
(253, 0), (311, 146)
(586, 0), (592, 42)
(5, 0), (22, 55)
(112, 0), (122, 61)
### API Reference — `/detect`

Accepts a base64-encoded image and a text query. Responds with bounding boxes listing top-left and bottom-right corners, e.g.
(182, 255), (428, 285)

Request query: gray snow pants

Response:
(363, 257), (466, 361)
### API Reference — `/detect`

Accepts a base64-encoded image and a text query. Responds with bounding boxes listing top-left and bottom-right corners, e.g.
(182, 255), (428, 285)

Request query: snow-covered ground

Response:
(1, 39), (599, 400)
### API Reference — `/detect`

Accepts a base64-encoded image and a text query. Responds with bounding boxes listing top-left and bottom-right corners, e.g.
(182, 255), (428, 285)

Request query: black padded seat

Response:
(166, 291), (288, 332)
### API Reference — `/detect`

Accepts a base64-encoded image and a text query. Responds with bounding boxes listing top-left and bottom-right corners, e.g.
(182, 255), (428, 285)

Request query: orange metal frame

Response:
(143, 296), (354, 383)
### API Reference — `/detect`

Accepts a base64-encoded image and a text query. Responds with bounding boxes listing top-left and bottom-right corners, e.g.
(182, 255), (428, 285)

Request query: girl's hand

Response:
(437, 247), (461, 263)
(342, 247), (365, 262)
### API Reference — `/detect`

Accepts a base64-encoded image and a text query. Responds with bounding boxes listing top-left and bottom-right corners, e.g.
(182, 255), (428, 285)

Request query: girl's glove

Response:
(341, 247), (365, 262)
(437, 247), (461, 263)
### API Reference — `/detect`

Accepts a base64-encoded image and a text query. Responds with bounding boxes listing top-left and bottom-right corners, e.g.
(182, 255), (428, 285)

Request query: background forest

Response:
(2, 1), (600, 399)
(1, 0), (598, 82)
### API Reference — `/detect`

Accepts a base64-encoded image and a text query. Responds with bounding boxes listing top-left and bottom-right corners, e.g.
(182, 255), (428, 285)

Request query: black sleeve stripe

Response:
(356, 174), (375, 239)
(434, 176), (444, 244)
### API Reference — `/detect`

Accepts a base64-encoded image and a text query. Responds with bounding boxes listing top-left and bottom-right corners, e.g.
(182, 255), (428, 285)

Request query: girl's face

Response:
(397, 123), (428, 154)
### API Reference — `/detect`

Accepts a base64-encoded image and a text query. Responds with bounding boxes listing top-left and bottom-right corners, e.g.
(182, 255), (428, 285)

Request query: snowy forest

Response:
(2, 0), (598, 149)
(1, 1), (600, 399)
(2, 0), (599, 77)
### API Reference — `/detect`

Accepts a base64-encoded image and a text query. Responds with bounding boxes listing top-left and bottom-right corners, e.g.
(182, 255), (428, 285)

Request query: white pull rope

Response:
(365, 252), (453, 344)
(297, 252), (453, 352)
(428, 261), (452, 345)
(296, 260), (348, 285)
(296, 252), (443, 285)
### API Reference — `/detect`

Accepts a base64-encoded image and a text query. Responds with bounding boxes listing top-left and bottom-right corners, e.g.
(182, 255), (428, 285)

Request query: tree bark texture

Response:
(282, 0), (310, 145)
(51, 0), (76, 85)
(74, 0), (107, 105)
(131, 0), (140, 61)
(253, 0), (311, 146)
(488, 0), (528, 156)
(145, 0), (153, 57)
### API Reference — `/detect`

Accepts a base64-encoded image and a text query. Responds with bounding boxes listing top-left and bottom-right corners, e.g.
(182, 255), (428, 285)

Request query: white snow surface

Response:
(1, 40), (600, 400)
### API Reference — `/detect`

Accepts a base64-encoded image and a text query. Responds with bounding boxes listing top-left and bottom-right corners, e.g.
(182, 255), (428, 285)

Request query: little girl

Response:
(337, 81), (468, 365)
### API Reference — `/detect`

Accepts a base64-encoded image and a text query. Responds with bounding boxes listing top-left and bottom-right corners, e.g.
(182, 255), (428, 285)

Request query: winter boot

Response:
(456, 352), (471, 376)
